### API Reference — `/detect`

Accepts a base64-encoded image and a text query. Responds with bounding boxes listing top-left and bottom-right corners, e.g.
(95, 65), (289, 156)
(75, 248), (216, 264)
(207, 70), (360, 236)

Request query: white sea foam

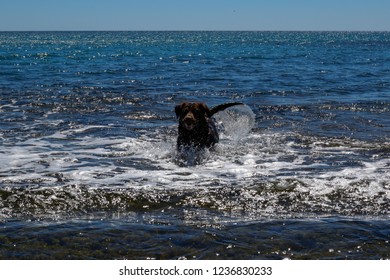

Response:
(1, 124), (389, 192)
(1, 107), (389, 219)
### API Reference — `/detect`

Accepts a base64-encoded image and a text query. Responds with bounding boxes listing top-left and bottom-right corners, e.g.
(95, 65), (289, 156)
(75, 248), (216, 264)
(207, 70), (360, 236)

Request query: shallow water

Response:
(0, 31), (389, 259)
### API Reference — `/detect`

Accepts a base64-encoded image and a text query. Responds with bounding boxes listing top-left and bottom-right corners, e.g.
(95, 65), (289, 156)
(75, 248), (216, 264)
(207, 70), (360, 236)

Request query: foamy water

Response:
(1, 104), (389, 221)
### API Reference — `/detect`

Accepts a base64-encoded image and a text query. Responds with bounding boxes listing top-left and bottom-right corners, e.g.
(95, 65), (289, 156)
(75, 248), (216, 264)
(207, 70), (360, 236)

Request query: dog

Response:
(175, 102), (243, 151)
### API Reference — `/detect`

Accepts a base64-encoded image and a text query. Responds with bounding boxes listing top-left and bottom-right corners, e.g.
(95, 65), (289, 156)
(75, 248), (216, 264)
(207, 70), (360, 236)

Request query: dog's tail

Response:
(210, 102), (244, 116)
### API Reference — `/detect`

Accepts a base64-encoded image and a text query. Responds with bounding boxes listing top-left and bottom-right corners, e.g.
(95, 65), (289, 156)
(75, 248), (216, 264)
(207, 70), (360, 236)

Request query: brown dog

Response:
(175, 102), (243, 151)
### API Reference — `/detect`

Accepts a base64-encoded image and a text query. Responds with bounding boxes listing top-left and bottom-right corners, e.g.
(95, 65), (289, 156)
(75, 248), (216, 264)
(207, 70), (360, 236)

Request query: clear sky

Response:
(1, 0), (389, 31)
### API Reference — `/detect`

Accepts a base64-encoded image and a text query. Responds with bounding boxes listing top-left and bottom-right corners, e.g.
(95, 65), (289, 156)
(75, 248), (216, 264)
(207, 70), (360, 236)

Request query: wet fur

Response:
(175, 102), (243, 151)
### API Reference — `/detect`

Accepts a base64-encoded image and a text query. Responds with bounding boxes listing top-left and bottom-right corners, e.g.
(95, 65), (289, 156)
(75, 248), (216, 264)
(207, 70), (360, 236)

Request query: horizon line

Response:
(1, 29), (389, 33)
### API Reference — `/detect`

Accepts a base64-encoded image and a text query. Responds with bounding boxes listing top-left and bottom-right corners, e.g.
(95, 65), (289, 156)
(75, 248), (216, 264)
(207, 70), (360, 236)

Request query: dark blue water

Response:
(0, 31), (389, 259)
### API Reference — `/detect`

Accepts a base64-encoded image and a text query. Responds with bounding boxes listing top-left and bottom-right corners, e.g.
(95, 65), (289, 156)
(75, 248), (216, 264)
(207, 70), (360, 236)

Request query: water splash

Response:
(213, 104), (256, 142)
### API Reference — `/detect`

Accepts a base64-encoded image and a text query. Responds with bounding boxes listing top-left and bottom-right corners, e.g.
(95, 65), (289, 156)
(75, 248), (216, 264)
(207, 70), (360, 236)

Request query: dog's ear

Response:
(199, 103), (212, 118)
(175, 103), (186, 119)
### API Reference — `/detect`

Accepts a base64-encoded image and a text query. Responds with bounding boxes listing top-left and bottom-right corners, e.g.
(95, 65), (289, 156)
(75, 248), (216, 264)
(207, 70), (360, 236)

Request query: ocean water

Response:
(0, 31), (389, 259)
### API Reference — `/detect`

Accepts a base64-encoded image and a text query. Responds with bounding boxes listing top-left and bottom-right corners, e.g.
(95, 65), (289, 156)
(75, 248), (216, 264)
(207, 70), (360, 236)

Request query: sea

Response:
(0, 31), (389, 259)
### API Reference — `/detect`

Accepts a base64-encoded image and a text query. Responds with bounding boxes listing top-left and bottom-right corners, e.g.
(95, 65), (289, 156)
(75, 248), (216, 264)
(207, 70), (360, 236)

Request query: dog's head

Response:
(175, 102), (212, 131)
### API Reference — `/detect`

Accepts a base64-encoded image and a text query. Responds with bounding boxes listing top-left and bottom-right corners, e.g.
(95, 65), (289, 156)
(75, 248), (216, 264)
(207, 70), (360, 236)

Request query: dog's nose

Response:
(184, 117), (195, 125)
(183, 111), (196, 123)
(183, 114), (196, 130)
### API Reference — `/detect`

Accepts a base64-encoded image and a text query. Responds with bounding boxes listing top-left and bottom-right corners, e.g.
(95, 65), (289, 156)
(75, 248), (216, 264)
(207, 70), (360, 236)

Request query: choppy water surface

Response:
(0, 32), (389, 259)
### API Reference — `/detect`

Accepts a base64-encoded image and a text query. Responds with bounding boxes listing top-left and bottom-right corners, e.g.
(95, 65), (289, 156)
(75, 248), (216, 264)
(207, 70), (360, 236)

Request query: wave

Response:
(1, 110), (389, 221)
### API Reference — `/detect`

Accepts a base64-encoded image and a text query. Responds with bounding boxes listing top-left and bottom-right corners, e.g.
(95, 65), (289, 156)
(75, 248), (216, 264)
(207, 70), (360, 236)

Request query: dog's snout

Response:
(184, 115), (194, 123)
(184, 118), (195, 125)
(183, 111), (195, 121)
(182, 112), (196, 130)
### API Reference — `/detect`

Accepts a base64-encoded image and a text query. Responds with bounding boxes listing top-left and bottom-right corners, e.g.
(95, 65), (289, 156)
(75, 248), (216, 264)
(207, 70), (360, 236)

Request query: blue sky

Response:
(1, 0), (389, 31)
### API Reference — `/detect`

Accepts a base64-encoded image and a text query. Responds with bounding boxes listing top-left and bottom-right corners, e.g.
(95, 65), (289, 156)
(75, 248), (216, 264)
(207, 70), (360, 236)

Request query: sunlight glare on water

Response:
(0, 31), (389, 259)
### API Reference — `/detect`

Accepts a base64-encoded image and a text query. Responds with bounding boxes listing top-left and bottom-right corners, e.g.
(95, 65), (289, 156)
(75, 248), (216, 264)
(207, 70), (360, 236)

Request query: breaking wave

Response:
(1, 105), (389, 222)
